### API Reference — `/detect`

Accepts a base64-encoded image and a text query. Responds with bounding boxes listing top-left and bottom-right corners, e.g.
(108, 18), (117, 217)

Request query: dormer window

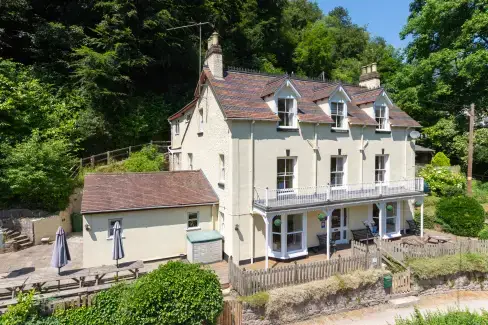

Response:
(331, 102), (346, 129)
(278, 98), (296, 128)
(374, 104), (388, 130)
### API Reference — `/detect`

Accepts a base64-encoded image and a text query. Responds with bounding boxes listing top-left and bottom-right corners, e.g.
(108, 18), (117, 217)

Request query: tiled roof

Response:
(170, 68), (420, 127)
(168, 98), (197, 121)
(82, 170), (219, 214)
(389, 106), (422, 128)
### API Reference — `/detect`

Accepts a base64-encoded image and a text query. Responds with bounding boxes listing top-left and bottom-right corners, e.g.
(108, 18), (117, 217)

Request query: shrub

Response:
(123, 145), (165, 172)
(419, 165), (466, 197)
(407, 253), (488, 279)
(118, 261), (223, 325)
(1, 291), (38, 325)
(431, 152), (450, 167)
(414, 196), (439, 229)
(436, 196), (485, 237)
(265, 269), (388, 318)
(473, 180), (488, 204)
(395, 308), (488, 324)
(239, 292), (270, 307)
(479, 225), (488, 240)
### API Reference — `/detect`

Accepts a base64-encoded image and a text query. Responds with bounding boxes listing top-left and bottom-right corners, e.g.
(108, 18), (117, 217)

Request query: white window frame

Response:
(187, 212), (199, 230)
(219, 154), (225, 183)
(375, 154), (389, 184)
(330, 101), (347, 129)
(277, 157), (296, 193)
(187, 153), (193, 170)
(108, 218), (123, 239)
(286, 214), (304, 253)
(330, 156), (347, 188)
(175, 120), (180, 135)
(374, 104), (388, 130)
(277, 97), (296, 128)
(219, 211), (225, 235)
(198, 108), (204, 133)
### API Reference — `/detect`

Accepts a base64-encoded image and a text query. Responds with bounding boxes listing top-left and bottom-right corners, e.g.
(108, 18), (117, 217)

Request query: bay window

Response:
(269, 213), (306, 259)
(272, 215), (282, 253)
(286, 214), (303, 252)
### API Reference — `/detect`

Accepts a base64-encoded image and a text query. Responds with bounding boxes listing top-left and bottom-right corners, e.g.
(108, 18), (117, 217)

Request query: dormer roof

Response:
(169, 67), (420, 128)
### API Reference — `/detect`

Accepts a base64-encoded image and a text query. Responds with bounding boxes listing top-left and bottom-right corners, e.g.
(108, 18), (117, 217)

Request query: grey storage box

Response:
(187, 230), (223, 264)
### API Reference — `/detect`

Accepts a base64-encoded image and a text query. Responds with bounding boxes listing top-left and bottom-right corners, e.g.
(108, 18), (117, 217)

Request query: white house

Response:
(168, 32), (426, 268)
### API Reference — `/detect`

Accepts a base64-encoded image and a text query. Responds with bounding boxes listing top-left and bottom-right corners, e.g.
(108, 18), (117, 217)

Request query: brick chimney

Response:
(204, 31), (223, 79)
(359, 63), (380, 89)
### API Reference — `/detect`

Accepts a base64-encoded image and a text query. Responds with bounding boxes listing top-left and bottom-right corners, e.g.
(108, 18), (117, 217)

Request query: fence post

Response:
(129, 146), (132, 155)
(294, 261), (298, 284)
(107, 151), (110, 164)
(90, 156), (94, 168)
(79, 158), (82, 170)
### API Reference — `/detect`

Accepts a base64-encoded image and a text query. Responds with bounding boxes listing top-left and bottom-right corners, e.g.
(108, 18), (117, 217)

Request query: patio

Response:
(244, 242), (376, 270)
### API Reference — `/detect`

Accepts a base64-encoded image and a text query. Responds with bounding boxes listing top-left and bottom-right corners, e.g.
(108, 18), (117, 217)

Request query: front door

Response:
(331, 208), (348, 244)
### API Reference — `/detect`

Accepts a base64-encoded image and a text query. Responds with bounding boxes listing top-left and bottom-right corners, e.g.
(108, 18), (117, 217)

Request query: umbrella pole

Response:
(58, 267), (61, 275)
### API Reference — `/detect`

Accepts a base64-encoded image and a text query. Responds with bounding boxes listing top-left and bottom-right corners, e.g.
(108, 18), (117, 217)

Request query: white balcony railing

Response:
(254, 178), (424, 210)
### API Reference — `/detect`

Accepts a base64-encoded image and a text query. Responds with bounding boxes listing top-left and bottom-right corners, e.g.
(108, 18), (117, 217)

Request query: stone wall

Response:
(415, 272), (488, 296)
(242, 279), (387, 325)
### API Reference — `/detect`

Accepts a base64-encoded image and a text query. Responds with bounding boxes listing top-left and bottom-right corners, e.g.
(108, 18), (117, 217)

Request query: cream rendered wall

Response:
(230, 116), (416, 262)
(82, 205), (213, 267)
(175, 83), (232, 257)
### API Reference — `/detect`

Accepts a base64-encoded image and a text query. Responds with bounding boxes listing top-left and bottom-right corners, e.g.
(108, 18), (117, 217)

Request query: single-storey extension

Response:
(81, 170), (219, 267)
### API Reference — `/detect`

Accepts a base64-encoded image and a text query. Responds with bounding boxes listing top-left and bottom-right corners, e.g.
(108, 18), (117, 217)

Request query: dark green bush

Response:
(479, 225), (488, 240)
(118, 261), (223, 325)
(436, 196), (485, 237)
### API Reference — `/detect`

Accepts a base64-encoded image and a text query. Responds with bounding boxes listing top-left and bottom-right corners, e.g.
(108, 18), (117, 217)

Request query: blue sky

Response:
(317, 0), (412, 49)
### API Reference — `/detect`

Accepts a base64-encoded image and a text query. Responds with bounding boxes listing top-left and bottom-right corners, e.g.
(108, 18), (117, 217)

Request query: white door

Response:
(330, 208), (348, 244)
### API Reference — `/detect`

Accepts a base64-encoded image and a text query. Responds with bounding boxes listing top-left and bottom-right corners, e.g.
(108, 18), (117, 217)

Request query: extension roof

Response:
(169, 67), (420, 128)
(82, 170), (218, 214)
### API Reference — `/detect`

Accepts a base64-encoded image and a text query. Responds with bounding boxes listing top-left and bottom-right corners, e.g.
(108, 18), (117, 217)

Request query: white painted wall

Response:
(82, 205), (213, 267)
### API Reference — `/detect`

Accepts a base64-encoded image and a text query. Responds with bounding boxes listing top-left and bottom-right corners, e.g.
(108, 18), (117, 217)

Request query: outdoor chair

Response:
(406, 219), (421, 236)
(316, 233), (337, 257)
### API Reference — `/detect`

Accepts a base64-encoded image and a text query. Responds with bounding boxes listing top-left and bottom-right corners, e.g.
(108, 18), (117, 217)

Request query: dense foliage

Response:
(395, 309), (488, 325)
(436, 196), (485, 237)
(0, 262), (223, 325)
(431, 152), (450, 167)
(478, 225), (488, 240)
(407, 253), (488, 279)
(418, 165), (466, 197)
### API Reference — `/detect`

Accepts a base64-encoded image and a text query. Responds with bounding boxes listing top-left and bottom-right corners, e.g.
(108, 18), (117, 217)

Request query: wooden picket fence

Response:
(229, 251), (382, 296)
(392, 270), (412, 294)
(216, 300), (243, 325)
(375, 238), (488, 261)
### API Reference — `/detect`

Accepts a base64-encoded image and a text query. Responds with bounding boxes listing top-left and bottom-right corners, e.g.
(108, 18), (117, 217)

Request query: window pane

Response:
(285, 159), (294, 173)
(331, 231), (341, 241)
(287, 233), (302, 251)
(283, 175), (293, 189)
(272, 216), (282, 233)
(287, 214), (303, 232)
(277, 159), (285, 173)
(286, 98), (294, 112)
(386, 217), (396, 233)
(336, 157), (344, 172)
(375, 171), (384, 183)
(331, 157), (337, 171)
(277, 176), (286, 189)
(331, 102), (337, 114)
(331, 210), (341, 228)
(373, 204), (379, 218)
(337, 102), (344, 115)
(272, 234), (281, 252)
(343, 209), (347, 227)
(278, 99), (286, 111)
(278, 112), (286, 126)
(386, 202), (397, 218)
(188, 219), (198, 228)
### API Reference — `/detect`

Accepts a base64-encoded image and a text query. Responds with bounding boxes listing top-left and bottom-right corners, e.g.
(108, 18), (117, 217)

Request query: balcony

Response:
(254, 178), (425, 211)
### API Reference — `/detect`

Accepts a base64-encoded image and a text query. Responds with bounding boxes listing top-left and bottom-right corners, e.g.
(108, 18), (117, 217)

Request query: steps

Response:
(1, 228), (34, 250)
(389, 296), (420, 308)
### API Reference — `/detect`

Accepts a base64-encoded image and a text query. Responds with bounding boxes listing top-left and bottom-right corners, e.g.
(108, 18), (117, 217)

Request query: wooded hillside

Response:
(0, 0), (487, 211)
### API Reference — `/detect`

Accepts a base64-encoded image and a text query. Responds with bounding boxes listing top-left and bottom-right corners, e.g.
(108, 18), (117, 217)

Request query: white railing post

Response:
(265, 187), (269, 207)
(326, 184), (331, 201)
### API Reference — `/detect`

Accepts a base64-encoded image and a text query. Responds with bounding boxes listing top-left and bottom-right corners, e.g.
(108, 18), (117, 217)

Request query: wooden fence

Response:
(376, 238), (488, 261)
(216, 300), (243, 325)
(229, 251), (382, 296)
(70, 141), (171, 177)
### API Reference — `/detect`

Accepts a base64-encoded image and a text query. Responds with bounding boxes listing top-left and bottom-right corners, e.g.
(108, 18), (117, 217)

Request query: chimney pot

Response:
(204, 31), (224, 79)
(211, 32), (219, 46)
(359, 62), (380, 89)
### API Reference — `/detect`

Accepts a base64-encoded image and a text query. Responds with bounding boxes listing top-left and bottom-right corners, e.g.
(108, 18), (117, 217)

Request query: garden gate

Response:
(392, 270), (412, 294)
(217, 300), (243, 325)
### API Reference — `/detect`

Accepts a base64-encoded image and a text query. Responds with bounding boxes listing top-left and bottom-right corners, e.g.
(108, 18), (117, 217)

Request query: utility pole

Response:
(167, 22), (211, 76)
(467, 103), (475, 196)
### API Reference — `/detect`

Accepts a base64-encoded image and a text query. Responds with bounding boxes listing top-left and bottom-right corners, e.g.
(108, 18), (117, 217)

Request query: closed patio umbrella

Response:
(112, 221), (125, 267)
(51, 226), (71, 275)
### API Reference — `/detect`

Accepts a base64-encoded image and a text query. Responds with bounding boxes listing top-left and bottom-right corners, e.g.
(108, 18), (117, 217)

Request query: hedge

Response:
(395, 309), (488, 324)
(436, 196), (485, 237)
(407, 253), (488, 279)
